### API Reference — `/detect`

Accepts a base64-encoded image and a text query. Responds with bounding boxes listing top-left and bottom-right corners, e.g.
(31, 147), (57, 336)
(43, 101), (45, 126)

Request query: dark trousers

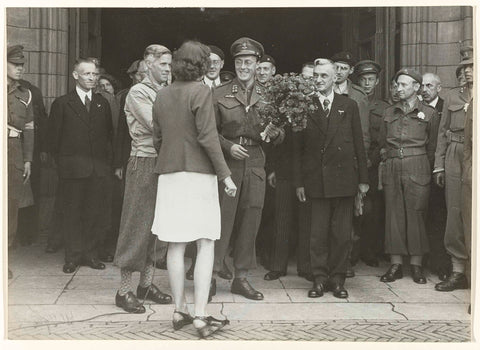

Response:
(310, 196), (353, 282)
(61, 175), (106, 264)
(100, 174), (124, 256)
(256, 180), (275, 264)
(426, 183), (450, 273)
(269, 179), (311, 274)
(355, 190), (385, 258)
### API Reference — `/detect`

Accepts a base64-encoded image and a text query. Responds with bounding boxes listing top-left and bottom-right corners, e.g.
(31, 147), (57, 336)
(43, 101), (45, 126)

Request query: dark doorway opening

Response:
(100, 8), (344, 88)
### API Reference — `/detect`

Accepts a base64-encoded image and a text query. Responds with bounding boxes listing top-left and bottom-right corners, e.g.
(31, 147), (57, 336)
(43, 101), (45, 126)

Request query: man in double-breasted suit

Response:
(48, 58), (113, 274)
(293, 60), (369, 299)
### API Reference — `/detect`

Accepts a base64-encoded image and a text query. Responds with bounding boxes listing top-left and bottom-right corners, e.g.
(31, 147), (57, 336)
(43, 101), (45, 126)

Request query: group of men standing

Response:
(7, 38), (473, 307)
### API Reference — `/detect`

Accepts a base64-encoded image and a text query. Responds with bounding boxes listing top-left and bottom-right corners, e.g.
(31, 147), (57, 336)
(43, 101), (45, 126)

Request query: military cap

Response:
(220, 70), (235, 82)
(354, 60), (381, 76)
(230, 37), (264, 59)
(394, 68), (422, 84)
(126, 59), (140, 74)
(331, 51), (356, 67)
(460, 46), (473, 60)
(259, 54), (276, 66)
(208, 45), (225, 60)
(7, 45), (26, 64)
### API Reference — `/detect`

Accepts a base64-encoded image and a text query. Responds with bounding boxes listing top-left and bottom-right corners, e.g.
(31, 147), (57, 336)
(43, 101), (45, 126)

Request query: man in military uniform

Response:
(434, 48), (473, 292)
(256, 54), (276, 85)
(331, 51), (370, 277)
(7, 45), (35, 279)
(379, 68), (439, 285)
(420, 73), (450, 281)
(213, 37), (284, 300)
(354, 60), (390, 267)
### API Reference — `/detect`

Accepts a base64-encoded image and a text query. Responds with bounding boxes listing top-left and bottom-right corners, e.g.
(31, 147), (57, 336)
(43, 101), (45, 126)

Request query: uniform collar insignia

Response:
(232, 85), (238, 93)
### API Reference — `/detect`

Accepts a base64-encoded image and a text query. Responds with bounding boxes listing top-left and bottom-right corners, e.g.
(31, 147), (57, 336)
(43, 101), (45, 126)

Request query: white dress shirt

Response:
(333, 80), (348, 95)
(203, 77), (221, 89)
(76, 86), (92, 105)
(428, 96), (439, 109)
(318, 90), (335, 116)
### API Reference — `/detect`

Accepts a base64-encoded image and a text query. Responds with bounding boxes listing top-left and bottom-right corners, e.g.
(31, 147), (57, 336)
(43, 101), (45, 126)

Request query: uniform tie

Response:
(85, 95), (91, 113)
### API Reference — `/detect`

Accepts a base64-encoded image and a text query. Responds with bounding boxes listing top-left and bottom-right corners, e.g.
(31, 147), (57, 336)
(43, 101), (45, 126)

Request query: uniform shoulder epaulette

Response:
(216, 80), (232, 89)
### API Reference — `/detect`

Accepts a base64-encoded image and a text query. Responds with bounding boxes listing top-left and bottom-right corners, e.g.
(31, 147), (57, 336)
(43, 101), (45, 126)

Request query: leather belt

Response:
(231, 136), (260, 146)
(387, 147), (426, 159)
(446, 130), (464, 143)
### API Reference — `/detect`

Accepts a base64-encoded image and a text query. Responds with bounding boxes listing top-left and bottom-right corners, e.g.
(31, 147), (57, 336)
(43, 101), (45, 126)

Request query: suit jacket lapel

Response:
(324, 94), (345, 148)
(67, 91), (90, 125)
(307, 97), (326, 134)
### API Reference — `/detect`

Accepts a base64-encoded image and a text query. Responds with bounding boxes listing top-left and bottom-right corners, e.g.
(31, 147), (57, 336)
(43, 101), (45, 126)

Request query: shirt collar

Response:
(428, 96), (439, 108)
(76, 85), (92, 104)
(334, 80), (348, 95)
(204, 76), (221, 88)
(318, 89), (335, 106)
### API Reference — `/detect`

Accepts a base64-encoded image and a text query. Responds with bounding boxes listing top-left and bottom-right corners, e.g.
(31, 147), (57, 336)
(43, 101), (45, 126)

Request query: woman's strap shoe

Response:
(172, 311), (194, 330)
(380, 264), (403, 282)
(115, 291), (146, 313)
(194, 316), (229, 338)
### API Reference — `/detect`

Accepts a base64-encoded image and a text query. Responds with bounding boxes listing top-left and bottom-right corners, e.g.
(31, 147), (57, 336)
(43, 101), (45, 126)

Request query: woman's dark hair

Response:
(172, 40), (211, 81)
(99, 73), (121, 93)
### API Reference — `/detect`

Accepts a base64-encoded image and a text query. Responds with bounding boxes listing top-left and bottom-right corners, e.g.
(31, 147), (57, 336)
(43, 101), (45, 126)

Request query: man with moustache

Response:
(213, 37), (284, 300)
(48, 58), (113, 274)
(293, 60), (369, 299)
(434, 50), (474, 293)
(420, 73), (450, 281)
(354, 60), (390, 267)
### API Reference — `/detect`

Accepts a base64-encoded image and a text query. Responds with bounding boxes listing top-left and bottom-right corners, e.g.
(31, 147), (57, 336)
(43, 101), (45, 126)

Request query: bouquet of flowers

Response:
(258, 73), (318, 140)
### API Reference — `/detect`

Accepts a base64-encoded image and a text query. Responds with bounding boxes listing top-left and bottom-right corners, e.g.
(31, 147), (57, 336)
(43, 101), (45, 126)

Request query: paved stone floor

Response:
(7, 242), (472, 341)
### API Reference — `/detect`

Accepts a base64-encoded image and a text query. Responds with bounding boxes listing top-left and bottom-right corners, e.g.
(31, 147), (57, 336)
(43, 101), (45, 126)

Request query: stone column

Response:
(399, 6), (473, 89)
(7, 8), (70, 111)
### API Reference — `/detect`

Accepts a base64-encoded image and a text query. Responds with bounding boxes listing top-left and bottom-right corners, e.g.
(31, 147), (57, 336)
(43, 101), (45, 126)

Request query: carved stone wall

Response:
(399, 6), (473, 89)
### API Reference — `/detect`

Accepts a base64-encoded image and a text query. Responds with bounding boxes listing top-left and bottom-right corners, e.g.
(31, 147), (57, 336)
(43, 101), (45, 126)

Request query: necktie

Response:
(85, 95), (91, 113)
(323, 99), (330, 115)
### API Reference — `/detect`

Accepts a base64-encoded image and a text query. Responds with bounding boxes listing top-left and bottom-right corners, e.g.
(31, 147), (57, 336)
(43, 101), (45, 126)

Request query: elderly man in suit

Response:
(48, 58), (113, 274)
(293, 60), (369, 299)
(420, 73), (450, 281)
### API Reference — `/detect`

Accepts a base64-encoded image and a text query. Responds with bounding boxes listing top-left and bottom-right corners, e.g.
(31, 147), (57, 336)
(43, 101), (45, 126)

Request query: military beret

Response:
(259, 54), (276, 66)
(7, 45), (26, 64)
(230, 37), (264, 59)
(394, 68), (422, 84)
(220, 70), (236, 82)
(331, 51), (356, 67)
(354, 60), (381, 76)
(208, 45), (225, 60)
(126, 59), (140, 74)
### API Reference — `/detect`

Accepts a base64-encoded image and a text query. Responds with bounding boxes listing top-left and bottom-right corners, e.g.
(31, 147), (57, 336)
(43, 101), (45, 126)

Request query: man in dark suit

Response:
(420, 73), (450, 281)
(48, 58), (113, 273)
(293, 60), (369, 299)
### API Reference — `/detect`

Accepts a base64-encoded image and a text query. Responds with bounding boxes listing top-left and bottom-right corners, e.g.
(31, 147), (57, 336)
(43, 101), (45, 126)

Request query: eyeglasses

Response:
(210, 60), (222, 67)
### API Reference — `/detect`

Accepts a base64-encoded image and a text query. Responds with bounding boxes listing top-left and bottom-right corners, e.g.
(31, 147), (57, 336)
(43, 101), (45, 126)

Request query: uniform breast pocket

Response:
(408, 117), (429, 140)
(448, 104), (466, 130)
(217, 98), (243, 125)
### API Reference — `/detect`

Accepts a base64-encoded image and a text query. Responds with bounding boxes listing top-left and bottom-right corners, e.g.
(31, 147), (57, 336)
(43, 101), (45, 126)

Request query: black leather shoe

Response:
(231, 278), (264, 300)
(264, 271), (286, 281)
(411, 265), (426, 284)
(186, 263), (195, 280)
(137, 284), (172, 304)
(115, 291), (146, 313)
(63, 262), (78, 273)
(218, 262), (233, 280)
(435, 272), (469, 292)
(346, 267), (355, 278)
(308, 280), (326, 298)
(82, 258), (105, 270)
(329, 283), (349, 299)
(361, 256), (379, 267)
(208, 278), (216, 302)
(298, 272), (314, 282)
(380, 264), (403, 282)
(100, 254), (114, 263)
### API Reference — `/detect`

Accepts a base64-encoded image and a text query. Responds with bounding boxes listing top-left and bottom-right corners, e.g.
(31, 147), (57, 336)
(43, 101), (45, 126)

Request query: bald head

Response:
(421, 72), (442, 103)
